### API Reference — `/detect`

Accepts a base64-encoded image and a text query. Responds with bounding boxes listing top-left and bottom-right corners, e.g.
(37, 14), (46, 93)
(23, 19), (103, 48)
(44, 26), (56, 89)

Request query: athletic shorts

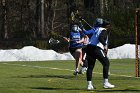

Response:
(82, 45), (87, 53)
(69, 46), (82, 55)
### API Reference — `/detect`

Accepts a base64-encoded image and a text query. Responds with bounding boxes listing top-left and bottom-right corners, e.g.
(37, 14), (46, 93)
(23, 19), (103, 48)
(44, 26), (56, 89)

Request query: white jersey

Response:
(88, 27), (108, 49)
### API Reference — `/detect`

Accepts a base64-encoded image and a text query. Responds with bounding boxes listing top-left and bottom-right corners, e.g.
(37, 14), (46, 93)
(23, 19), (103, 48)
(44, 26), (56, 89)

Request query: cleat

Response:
(79, 67), (87, 74)
(73, 70), (79, 76)
(103, 82), (115, 88)
(87, 84), (94, 90)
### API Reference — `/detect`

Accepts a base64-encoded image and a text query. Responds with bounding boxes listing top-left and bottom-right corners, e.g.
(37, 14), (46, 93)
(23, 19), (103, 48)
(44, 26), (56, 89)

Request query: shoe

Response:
(73, 70), (79, 76)
(87, 84), (94, 90)
(103, 82), (115, 88)
(79, 67), (87, 74)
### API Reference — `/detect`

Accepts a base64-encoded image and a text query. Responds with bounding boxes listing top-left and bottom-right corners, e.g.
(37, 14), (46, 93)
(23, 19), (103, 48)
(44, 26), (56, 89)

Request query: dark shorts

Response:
(82, 45), (87, 53)
(69, 46), (82, 55)
(86, 45), (108, 62)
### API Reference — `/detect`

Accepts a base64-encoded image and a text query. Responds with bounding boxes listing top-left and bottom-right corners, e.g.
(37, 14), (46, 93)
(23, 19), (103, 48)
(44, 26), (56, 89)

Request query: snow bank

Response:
(0, 46), (74, 61)
(108, 44), (135, 59)
(0, 44), (137, 61)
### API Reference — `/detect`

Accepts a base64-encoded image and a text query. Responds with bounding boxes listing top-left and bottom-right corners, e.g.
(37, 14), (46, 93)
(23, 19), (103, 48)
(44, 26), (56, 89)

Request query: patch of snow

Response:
(0, 44), (138, 61)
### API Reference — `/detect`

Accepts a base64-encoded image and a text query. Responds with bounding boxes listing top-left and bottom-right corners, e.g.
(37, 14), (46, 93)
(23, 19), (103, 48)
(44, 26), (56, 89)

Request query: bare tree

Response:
(35, 0), (41, 38)
(104, 0), (108, 11)
(41, 0), (45, 38)
(84, 0), (94, 10)
(2, 0), (8, 39)
(100, 0), (104, 16)
(51, 0), (57, 32)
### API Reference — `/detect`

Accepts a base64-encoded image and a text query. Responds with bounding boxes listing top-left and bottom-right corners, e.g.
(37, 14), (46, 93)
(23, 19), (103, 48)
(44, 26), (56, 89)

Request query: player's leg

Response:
(73, 48), (83, 75)
(86, 57), (96, 79)
(86, 45), (96, 90)
(82, 48), (88, 68)
(97, 48), (115, 88)
(79, 48), (88, 74)
(69, 48), (79, 75)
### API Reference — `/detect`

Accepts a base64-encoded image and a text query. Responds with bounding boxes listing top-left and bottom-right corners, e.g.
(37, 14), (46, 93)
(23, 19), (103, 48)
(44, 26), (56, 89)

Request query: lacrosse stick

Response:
(48, 34), (68, 44)
(48, 38), (60, 44)
(81, 19), (92, 28)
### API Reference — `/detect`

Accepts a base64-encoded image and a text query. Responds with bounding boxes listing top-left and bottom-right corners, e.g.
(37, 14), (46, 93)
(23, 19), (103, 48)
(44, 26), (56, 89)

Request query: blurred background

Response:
(0, 0), (139, 52)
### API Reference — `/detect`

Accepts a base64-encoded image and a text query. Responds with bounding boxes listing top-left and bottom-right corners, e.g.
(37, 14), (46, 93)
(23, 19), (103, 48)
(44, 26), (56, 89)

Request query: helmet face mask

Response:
(96, 18), (103, 24)
(94, 18), (110, 27)
(72, 25), (80, 32)
(94, 18), (103, 27)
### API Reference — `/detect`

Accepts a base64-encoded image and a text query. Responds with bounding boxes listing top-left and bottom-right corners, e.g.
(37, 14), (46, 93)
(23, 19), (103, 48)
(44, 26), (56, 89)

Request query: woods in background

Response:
(0, 0), (139, 51)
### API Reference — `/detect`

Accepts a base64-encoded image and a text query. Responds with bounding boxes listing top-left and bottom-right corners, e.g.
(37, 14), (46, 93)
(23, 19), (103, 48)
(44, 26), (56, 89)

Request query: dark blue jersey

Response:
(69, 31), (84, 48)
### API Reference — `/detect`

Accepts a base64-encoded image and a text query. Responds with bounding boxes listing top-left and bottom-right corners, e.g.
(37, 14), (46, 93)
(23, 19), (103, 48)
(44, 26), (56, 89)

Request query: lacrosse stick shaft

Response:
(82, 19), (92, 28)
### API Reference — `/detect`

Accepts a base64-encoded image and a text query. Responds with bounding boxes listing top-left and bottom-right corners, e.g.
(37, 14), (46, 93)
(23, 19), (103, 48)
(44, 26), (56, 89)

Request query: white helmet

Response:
(94, 18), (110, 27)
(72, 25), (80, 32)
(94, 18), (104, 27)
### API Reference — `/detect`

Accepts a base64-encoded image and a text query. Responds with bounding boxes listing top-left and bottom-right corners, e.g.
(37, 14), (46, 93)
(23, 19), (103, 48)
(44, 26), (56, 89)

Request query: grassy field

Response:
(0, 59), (139, 93)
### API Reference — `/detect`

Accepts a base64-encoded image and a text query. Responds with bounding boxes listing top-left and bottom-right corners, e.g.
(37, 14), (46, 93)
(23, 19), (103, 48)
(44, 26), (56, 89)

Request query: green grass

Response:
(0, 59), (139, 93)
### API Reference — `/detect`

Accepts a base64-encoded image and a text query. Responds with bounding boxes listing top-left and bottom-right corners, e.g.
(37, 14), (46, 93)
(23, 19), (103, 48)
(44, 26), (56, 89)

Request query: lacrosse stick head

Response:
(49, 38), (60, 44)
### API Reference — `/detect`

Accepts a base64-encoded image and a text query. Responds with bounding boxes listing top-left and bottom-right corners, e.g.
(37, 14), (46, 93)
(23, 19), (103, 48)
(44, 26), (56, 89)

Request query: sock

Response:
(87, 81), (92, 85)
(76, 68), (79, 71)
(104, 79), (108, 83)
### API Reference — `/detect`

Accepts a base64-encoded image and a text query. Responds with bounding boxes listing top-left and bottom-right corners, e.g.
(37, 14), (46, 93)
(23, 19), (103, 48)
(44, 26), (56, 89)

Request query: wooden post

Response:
(135, 8), (140, 78)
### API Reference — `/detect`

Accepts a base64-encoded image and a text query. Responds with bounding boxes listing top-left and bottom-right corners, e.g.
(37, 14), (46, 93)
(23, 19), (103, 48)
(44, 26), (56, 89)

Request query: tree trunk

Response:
(100, 0), (104, 17)
(41, 0), (45, 38)
(84, 0), (94, 10)
(2, 0), (8, 39)
(35, 0), (41, 38)
(51, 0), (57, 32)
(104, 0), (108, 11)
(20, 0), (23, 35)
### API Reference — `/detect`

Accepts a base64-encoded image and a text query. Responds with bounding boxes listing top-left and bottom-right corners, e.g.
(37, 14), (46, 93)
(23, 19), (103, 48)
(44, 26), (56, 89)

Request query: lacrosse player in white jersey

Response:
(83, 18), (115, 90)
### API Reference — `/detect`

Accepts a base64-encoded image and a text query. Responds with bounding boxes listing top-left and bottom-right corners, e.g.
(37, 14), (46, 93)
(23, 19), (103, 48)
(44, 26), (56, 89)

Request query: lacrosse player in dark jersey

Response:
(63, 23), (85, 75)
(63, 21), (90, 76)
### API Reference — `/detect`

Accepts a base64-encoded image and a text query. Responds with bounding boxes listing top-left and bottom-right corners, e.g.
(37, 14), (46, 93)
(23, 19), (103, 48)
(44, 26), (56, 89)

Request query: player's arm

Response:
(84, 35), (89, 45)
(99, 30), (107, 45)
(76, 31), (87, 43)
(63, 33), (70, 42)
(82, 29), (93, 35)
(63, 37), (70, 42)
(76, 37), (84, 43)
(99, 30), (108, 53)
